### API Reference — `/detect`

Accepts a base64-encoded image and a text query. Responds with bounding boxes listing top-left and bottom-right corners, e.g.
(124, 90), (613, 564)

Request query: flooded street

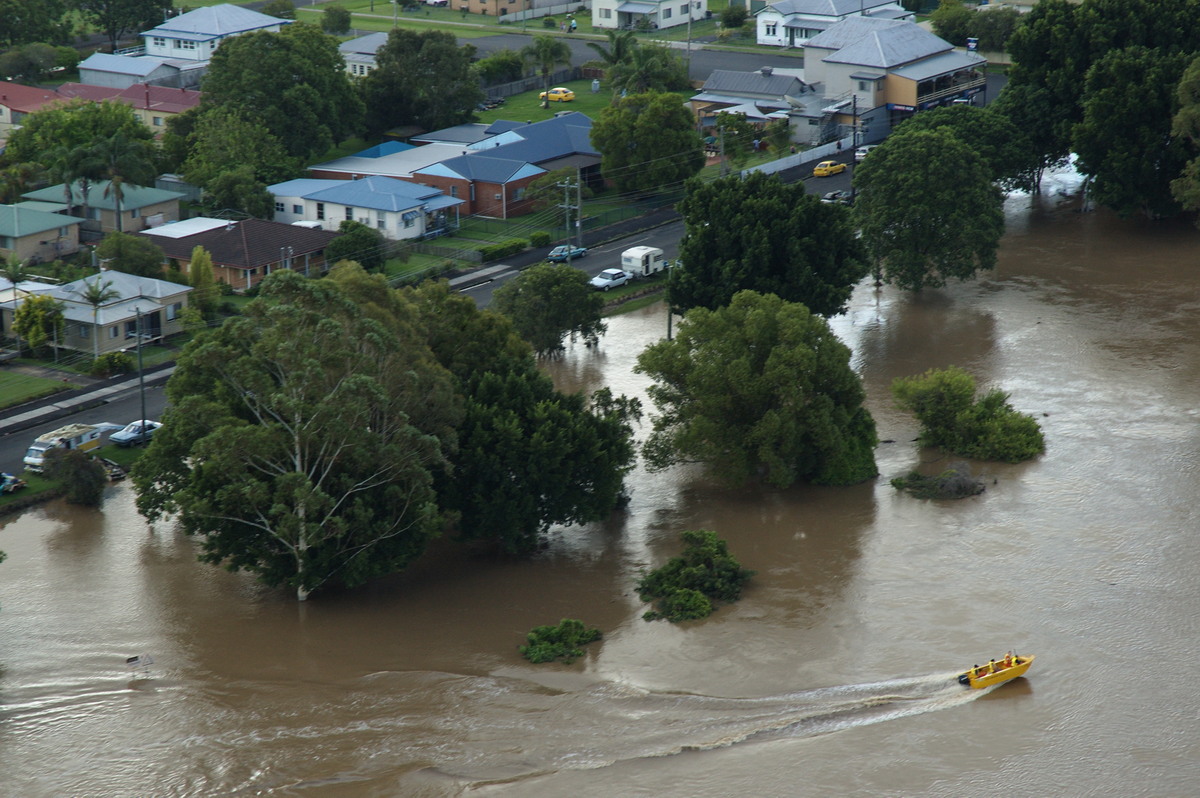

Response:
(3, 177), (1200, 796)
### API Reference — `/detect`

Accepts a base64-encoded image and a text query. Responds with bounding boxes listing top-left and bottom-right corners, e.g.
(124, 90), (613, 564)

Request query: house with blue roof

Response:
(268, 176), (464, 240)
(411, 112), (601, 218)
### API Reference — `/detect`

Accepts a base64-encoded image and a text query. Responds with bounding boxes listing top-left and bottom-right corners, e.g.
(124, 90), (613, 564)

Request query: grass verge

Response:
(0, 372), (79, 410)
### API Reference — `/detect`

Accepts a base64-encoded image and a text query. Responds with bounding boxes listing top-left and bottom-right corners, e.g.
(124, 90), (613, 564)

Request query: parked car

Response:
(539, 87), (575, 102)
(813, 160), (846, 177)
(109, 419), (162, 447)
(820, 190), (853, 205)
(854, 145), (878, 162)
(589, 269), (630, 291)
(425, 0), (448, 4)
(546, 245), (587, 262)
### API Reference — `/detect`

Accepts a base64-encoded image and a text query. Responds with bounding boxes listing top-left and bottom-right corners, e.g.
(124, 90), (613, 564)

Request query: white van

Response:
(23, 423), (108, 472)
(854, 145), (878, 163)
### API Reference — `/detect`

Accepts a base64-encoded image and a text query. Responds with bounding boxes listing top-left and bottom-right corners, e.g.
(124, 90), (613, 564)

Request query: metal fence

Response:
(484, 67), (581, 100)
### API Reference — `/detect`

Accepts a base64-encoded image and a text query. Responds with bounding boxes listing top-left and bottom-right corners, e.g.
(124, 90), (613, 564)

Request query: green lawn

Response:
(0, 371), (79, 410)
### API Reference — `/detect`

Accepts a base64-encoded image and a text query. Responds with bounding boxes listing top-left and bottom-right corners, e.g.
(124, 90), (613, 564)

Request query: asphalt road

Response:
(0, 384), (168, 474)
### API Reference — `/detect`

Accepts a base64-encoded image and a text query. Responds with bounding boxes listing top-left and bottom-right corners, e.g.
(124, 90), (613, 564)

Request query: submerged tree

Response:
(637, 530), (754, 622)
(133, 270), (461, 600)
(636, 290), (878, 488)
(491, 262), (606, 357)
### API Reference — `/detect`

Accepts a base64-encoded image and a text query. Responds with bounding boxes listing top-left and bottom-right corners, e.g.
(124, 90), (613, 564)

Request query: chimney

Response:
(225, 221), (234, 231)
(760, 67), (773, 77)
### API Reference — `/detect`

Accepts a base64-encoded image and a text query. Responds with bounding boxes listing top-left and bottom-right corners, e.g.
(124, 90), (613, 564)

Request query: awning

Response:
(401, 210), (421, 221)
(617, 2), (657, 13)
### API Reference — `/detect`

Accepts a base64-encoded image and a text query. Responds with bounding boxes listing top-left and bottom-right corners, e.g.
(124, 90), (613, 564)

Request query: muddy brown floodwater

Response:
(3, 171), (1200, 797)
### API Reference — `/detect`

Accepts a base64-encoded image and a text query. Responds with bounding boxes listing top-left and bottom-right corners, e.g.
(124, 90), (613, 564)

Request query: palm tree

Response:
(586, 29), (637, 71)
(93, 131), (156, 233)
(521, 35), (573, 109)
(2, 255), (30, 355)
(79, 277), (120, 360)
(608, 44), (688, 97)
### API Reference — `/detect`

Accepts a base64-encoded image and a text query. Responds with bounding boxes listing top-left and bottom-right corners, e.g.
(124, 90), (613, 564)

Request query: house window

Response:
(166, 302), (182, 321)
(131, 208), (140, 219)
(180, 40), (196, 50)
(316, 203), (325, 220)
(449, 186), (458, 198)
(275, 202), (285, 213)
(514, 187), (525, 200)
(109, 327), (119, 338)
(663, 7), (671, 17)
(680, 4), (687, 13)
(292, 204), (302, 214)
(404, 216), (414, 228)
(858, 80), (869, 91)
(600, 7), (611, 17)
(152, 37), (166, 47)
(345, 206), (354, 221)
(378, 219), (387, 230)
(765, 23), (777, 36)
(79, 325), (90, 338)
(808, 118), (818, 125)
(125, 320), (138, 338)
(153, 116), (163, 126)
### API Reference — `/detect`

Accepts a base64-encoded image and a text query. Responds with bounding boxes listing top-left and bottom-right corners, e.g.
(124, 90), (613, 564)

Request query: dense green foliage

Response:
(406, 280), (641, 555)
(202, 24), (363, 161)
(133, 270), (461, 600)
(591, 91), (704, 195)
(95, 232), (165, 279)
(360, 29), (483, 136)
(12, 294), (64, 355)
(998, 0), (1200, 215)
(43, 448), (108, 506)
(479, 238), (529, 261)
(181, 106), (299, 196)
(0, 0), (71, 48)
(891, 366), (1045, 463)
(324, 220), (386, 273)
(492, 263), (606, 357)
(1171, 56), (1200, 215)
(72, 0), (170, 50)
(519, 618), (602, 664)
(720, 4), (748, 29)
(638, 530), (754, 622)
(672, 172), (867, 316)
(891, 105), (1036, 191)
(636, 291), (878, 488)
(90, 350), (134, 377)
(607, 44), (690, 96)
(320, 5), (350, 34)
(473, 48), (525, 84)
(1073, 46), (1193, 219)
(4, 99), (151, 168)
(854, 128), (1003, 291)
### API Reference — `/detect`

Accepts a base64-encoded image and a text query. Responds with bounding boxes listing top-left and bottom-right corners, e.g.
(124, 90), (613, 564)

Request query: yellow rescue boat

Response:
(957, 653), (1034, 689)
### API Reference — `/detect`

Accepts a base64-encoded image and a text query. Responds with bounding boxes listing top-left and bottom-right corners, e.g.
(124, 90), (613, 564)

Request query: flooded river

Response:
(3, 175), (1200, 796)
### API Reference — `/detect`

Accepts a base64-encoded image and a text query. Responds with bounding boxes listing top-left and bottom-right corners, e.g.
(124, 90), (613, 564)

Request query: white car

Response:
(854, 145), (878, 163)
(589, 269), (631, 291)
(109, 419), (162, 447)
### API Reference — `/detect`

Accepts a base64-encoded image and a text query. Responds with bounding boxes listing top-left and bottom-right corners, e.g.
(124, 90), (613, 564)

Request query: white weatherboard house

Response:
(141, 4), (290, 61)
(755, 0), (913, 48)
(592, 0), (707, 31)
(268, 176), (464, 241)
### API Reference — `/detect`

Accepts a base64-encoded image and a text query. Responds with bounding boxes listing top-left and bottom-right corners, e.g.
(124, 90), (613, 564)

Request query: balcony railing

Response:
(916, 73), (986, 106)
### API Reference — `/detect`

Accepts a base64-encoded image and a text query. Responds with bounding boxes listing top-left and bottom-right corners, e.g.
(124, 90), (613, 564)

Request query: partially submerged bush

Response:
(638, 530), (754, 622)
(891, 462), (985, 499)
(520, 618), (602, 664)
(891, 366), (1044, 463)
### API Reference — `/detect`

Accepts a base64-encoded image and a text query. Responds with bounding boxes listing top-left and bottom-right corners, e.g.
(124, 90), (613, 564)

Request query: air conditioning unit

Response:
(493, 194), (502, 200)
(358, 217), (369, 225)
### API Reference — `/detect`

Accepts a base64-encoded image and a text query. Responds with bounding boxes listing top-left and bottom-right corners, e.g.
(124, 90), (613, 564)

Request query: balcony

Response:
(916, 71), (986, 107)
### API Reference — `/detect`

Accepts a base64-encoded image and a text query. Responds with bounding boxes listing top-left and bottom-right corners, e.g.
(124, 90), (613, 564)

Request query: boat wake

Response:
(422, 670), (981, 783)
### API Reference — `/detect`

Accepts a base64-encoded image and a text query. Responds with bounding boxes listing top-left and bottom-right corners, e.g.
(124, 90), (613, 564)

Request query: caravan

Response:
(620, 246), (668, 278)
(23, 423), (115, 472)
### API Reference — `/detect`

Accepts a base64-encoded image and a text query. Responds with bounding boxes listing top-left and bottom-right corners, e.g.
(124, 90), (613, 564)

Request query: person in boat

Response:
(974, 664), (986, 678)
(989, 659), (997, 673)
(1004, 653), (1013, 668)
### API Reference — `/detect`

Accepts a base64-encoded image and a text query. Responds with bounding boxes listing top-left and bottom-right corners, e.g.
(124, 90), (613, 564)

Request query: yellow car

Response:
(539, 87), (575, 102)
(813, 160), (847, 177)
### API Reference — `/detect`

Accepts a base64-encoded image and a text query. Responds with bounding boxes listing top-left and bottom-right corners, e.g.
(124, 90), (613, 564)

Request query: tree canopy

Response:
(607, 44), (689, 97)
(0, 0), (71, 48)
(133, 270), (461, 600)
(1171, 55), (1200, 216)
(491, 262), (606, 356)
(892, 104), (1036, 191)
(201, 23), (363, 160)
(636, 290), (878, 488)
(323, 220), (387, 273)
(95, 231), (165, 278)
(407, 281), (640, 555)
(672, 172), (867, 316)
(853, 128), (1003, 291)
(72, 0), (170, 51)
(360, 29), (483, 136)
(1073, 46), (1193, 219)
(590, 91), (705, 195)
(521, 34), (572, 109)
(4, 99), (150, 166)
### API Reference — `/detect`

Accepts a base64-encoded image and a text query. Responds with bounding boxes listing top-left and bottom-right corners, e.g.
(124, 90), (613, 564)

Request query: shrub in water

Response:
(520, 618), (602, 664)
(637, 530), (754, 622)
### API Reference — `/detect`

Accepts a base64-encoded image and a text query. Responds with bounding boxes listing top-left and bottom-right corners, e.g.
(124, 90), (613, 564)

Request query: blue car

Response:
(546, 245), (587, 262)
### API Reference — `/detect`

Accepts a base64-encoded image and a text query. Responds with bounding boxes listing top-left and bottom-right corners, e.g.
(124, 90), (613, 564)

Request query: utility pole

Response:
(718, 124), (728, 177)
(575, 167), (583, 249)
(557, 176), (580, 263)
(134, 306), (146, 440)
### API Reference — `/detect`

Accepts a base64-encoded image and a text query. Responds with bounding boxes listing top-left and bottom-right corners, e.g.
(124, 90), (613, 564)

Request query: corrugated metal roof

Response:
(810, 17), (950, 68)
